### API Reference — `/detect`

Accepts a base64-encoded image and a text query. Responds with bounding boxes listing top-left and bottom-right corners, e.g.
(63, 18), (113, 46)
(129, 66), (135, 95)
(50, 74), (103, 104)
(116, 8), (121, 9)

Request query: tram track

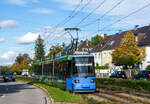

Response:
(80, 86), (150, 104)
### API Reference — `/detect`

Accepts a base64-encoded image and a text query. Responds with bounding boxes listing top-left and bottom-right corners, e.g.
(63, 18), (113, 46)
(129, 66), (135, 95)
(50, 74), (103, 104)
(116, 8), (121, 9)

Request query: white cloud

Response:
(0, 51), (16, 60)
(0, 20), (19, 29)
(6, 0), (39, 6)
(16, 32), (39, 44)
(7, 0), (26, 6)
(31, 0), (39, 3)
(0, 38), (6, 43)
(0, 51), (16, 65)
(16, 26), (88, 47)
(56, 0), (150, 28)
(29, 8), (53, 14)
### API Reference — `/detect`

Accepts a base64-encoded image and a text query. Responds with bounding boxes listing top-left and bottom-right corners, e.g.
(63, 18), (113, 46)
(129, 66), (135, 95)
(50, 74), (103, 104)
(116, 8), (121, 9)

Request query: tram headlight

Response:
(91, 79), (95, 83)
(74, 79), (79, 83)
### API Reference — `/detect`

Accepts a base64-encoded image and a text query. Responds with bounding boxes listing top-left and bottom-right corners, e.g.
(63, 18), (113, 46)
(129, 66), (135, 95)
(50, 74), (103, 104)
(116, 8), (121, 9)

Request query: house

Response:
(91, 34), (114, 66)
(92, 25), (150, 70)
(61, 39), (93, 56)
(134, 25), (150, 69)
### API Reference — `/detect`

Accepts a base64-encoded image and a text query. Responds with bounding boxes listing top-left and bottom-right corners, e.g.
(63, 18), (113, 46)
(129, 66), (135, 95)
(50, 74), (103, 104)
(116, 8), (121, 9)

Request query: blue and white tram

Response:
(34, 54), (96, 92)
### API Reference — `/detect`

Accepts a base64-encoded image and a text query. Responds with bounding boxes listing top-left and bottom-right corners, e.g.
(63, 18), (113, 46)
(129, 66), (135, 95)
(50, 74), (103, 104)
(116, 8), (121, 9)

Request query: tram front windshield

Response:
(72, 57), (95, 77)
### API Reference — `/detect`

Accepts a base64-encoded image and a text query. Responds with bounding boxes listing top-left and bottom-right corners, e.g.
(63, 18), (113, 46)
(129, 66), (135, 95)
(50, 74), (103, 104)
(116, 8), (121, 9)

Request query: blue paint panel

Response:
(66, 78), (72, 91)
(71, 77), (96, 92)
(71, 54), (94, 58)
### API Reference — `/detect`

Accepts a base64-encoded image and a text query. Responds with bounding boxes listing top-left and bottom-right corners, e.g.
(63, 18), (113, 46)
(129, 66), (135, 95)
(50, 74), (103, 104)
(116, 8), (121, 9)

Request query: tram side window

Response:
(36, 65), (42, 75)
(34, 66), (37, 75)
(44, 64), (49, 75)
(49, 63), (53, 76)
(39, 65), (42, 75)
(66, 61), (71, 78)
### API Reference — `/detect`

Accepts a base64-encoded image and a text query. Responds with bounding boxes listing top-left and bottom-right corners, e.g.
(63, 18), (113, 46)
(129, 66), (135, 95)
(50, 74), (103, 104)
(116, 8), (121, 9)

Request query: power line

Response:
(43, 0), (92, 44)
(55, 0), (84, 27)
(80, 0), (126, 28)
(75, 0), (107, 27)
(101, 2), (150, 31)
(59, 0), (92, 26)
(91, 2), (150, 34)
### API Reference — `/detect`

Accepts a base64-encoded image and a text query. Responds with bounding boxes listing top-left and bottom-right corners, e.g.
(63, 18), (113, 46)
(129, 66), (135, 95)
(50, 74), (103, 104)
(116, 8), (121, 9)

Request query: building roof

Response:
(92, 35), (114, 52)
(78, 39), (93, 51)
(92, 25), (150, 52)
(61, 39), (93, 55)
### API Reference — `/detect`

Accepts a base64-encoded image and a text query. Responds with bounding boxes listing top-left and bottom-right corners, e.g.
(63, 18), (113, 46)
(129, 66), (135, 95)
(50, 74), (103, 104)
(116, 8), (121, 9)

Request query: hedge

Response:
(95, 66), (109, 70)
(96, 78), (150, 91)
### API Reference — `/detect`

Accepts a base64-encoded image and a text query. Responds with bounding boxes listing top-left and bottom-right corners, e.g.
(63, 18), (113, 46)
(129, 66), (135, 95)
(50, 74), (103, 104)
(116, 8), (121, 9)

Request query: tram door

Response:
(66, 61), (72, 90)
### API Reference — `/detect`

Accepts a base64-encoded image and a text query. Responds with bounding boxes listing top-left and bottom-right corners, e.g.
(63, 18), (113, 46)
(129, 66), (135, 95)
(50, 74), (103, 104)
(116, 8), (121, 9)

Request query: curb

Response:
(33, 84), (54, 104)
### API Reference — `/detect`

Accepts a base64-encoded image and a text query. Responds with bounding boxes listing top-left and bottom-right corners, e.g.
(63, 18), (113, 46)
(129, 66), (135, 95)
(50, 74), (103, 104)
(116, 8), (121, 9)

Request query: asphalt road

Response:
(0, 76), (51, 104)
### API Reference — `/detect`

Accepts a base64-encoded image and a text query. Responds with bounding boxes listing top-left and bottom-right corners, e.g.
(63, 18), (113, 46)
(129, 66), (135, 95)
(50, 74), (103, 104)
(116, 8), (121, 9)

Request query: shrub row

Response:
(95, 66), (109, 70)
(96, 78), (150, 91)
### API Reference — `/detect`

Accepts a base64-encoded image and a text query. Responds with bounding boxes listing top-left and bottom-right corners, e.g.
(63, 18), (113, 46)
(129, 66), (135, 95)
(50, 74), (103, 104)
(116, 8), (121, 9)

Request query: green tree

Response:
(112, 31), (145, 69)
(0, 66), (10, 74)
(34, 35), (45, 60)
(15, 53), (24, 64)
(62, 42), (66, 48)
(15, 53), (31, 63)
(146, 65), (150, 70)
(89, 34), (103, 46)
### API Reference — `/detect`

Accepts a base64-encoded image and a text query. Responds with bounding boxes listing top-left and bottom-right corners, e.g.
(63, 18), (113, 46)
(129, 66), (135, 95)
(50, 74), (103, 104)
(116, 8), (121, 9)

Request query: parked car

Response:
(110, 71), (127, 79)
(134, 70), (150, 79)
(3, 72), (15, 82)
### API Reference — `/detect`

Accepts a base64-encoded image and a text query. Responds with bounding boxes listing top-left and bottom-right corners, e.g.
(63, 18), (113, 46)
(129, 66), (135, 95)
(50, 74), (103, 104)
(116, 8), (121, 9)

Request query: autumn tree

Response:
(112, 31), (145, 69)
(34, 35), (45, 60)
(10, 62), (22, 72)
(47, 43), (64, 59)
(89, 34), (103, 46)
(10, 53), (32, 72)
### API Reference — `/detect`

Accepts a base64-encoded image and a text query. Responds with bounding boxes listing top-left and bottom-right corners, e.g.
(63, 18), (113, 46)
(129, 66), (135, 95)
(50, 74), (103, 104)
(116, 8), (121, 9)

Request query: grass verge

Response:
(34, 82), (85, 103)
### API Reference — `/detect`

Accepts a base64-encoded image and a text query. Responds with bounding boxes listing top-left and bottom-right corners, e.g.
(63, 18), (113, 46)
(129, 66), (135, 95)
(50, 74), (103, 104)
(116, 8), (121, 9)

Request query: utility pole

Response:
(64, 28), (80, 53)
(41, 58), (43, 77)
(52, 55), (55, 85)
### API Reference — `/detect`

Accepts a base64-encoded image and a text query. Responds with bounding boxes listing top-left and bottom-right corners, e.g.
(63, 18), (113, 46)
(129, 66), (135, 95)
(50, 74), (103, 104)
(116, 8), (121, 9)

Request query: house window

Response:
(82, 48), (88, 52)
(104, 53), (106, 57)
(109, 41), (115, 45)
(135, 36), (138, 42)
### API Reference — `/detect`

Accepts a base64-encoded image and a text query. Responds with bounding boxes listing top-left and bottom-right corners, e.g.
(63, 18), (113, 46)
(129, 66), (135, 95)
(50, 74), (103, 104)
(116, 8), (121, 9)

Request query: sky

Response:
(1, 0), (150, 65)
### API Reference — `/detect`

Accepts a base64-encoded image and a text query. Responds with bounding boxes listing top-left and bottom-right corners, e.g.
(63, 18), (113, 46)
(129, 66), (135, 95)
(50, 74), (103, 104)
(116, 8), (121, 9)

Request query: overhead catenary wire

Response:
(101, 2), (150, 31)
(43, 0), (93, 44)
(90, 1), (150, 35)
(75, 0), (107, 27)
(54, 0), (84, 27)
(79, 0), (126, 28)
(59, 0), (92, 26)
(22, 0), (84, 56)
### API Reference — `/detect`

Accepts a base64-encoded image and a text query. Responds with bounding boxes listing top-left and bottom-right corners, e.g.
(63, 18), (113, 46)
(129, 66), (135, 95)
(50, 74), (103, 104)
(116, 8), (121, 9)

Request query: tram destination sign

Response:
(75, 63), (92, 66)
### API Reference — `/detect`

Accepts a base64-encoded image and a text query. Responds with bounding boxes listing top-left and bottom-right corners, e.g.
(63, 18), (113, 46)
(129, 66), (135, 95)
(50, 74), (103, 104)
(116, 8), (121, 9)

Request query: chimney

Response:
(119, 30), (122, 34)
(104, 34), (107, 38)
(85, 39), (88, 46)
(134, 25), (139, 30)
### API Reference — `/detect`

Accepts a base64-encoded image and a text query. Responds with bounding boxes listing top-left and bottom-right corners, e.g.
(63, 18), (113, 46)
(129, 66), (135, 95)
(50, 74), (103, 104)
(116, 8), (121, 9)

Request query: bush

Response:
(96, 78), (150, 91)
(95, 66), (109, 70)
(146, 65), (150, 70)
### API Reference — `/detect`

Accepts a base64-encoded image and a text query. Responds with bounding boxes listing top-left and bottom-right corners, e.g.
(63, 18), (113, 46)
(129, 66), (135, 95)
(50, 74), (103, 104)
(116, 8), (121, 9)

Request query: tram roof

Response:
(33, 54), (94, 65)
